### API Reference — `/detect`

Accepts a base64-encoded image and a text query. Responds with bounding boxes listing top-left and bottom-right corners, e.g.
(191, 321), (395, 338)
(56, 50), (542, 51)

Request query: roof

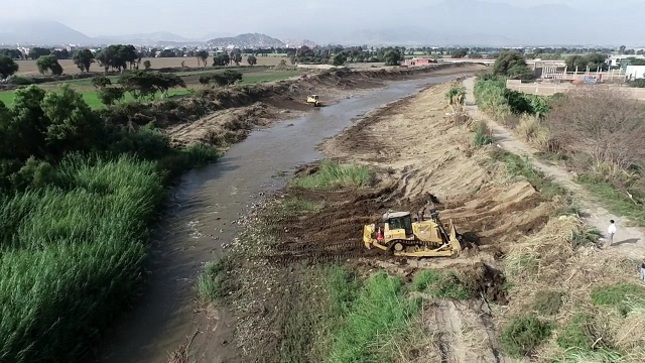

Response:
(382, 211), (410, 220)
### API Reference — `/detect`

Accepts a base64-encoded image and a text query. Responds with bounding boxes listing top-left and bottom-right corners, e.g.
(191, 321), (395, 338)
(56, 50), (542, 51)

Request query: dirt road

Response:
(462, 77), (645, 258)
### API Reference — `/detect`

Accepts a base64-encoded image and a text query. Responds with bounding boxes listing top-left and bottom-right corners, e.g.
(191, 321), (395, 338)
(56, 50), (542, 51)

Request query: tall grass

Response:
(516, 114), (553, 151)
(326, 271), (421, 363)
(472, 120), (494, 146)
(412, 270), (471, 299)
(500, 315), (554, 357)
(0, 155), (165, 362)
(292, 160), (374, 189)
(490, 149), (567, 199)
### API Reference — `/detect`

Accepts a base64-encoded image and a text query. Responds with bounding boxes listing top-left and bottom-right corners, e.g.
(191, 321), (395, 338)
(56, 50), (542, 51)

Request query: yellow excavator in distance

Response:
(363, 208), (462, 258)
(306, 95), (322, 107)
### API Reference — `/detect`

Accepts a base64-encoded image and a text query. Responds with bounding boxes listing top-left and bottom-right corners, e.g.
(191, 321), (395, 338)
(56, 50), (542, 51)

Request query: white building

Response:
(625, 65), (645, 80)
(607, 54), (645, 68)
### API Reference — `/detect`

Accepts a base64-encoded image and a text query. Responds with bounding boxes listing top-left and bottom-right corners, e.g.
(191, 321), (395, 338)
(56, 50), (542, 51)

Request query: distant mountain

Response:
(0, 19), (92, 45)
(281, 38), (317, 48)
(94, 31), (194, 45)
(206, 33), (286, 48)
(201, 32), (236, 41)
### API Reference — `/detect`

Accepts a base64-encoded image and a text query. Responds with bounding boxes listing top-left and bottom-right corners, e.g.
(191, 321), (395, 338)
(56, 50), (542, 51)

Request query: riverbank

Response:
(96, 70), (485, 363)
(159, 63), (487, 148)
(192, 81), (577, 362)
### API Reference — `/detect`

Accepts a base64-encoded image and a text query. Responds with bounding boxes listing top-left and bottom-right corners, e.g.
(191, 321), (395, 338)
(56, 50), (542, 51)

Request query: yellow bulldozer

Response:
(306, 95), (321, 107)
(363, 208), (462, 258)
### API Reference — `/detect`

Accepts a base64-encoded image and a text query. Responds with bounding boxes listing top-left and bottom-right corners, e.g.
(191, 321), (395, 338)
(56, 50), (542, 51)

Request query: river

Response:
(96, 73), (471, 363)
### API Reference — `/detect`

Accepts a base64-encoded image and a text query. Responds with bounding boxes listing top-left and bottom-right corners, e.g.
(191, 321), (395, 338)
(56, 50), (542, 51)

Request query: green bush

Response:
(500, 315), (554, 357)
(473, 120), (494, 146)
(532, 291), (564, 316)
(591, 284), (645, 315)
(490, 149), (566, 199)
(291, 160), (374, 189)
(474, 76), (551, 117)
(412, 270), (471, 300)
(197, 255), (236, 301)
(556, 313), (599, 351)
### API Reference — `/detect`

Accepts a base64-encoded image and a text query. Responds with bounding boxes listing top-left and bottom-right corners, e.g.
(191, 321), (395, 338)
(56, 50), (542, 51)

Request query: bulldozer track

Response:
(274, 238), (364, 252)
(264, 248), (384, 267)
(259, 239), (383, 267)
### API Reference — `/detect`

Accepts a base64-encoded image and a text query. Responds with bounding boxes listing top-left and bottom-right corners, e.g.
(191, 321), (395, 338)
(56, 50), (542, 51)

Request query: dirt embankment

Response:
(190, 81), (571, 363)
(125, 63), (486, 148)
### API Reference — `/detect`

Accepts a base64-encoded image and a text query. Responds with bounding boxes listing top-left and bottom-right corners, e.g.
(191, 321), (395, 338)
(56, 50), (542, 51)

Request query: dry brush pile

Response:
(474, 75), (645, 362)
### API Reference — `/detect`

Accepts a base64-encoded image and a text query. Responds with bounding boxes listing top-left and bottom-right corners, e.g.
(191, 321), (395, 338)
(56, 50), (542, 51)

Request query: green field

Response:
(0, 70), (300, 109)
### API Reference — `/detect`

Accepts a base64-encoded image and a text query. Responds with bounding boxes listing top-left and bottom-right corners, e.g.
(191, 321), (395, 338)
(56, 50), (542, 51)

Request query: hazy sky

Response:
(0, 0), (629, 39)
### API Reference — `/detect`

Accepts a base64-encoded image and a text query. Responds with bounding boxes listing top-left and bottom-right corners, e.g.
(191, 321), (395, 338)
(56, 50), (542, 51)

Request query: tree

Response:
(72, 49), (95, 72)
(118, 71), (186, 100)
(247, 55), (257, 66)
(451, 48), (469, 58)
(1, 86), (48, 160)
(0, 48), (22, 59)
(36, 55), (64, 76)
(492, 50), (533, 80)
(41, 85), (104, 157)
(565, 53), (608, 72)
(383, 50), (401, 66)
(230, 49), (242, 65)
(196, 50), (209, 67)
(332, 53), (347, 66)
(91, 76), (125, 106)
(0, 55), (19, 79)
(210, 70), (243, 87)
(28, 47), (51, 60)
(143, 60), (151, 70)
(212, 53), (231, 66)
(95, 44), (139, 73)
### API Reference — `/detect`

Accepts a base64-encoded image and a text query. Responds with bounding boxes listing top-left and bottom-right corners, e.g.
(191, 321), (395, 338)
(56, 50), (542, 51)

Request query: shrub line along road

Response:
(462, 76), (645, 259)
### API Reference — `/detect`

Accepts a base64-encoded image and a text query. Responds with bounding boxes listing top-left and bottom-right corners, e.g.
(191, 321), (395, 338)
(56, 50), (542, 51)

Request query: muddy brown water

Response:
(95, 74), (469, 363)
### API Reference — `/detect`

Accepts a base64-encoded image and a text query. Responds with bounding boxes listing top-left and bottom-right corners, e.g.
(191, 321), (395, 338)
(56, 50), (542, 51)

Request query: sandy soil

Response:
(163, 63), (487, 148)
(178, 74), (645, 363)
(313, 82), (567, 362)
(194, 80), (566, 363)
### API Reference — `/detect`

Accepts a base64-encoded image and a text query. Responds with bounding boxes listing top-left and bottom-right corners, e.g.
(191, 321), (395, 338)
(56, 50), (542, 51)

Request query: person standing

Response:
(640, 257), (645, 282)
(607, 220), (617, 246)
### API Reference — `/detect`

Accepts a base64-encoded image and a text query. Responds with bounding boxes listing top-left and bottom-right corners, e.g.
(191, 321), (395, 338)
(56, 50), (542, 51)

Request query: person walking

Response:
(640, 257), (645, 283)
(607, 220), (617, 246)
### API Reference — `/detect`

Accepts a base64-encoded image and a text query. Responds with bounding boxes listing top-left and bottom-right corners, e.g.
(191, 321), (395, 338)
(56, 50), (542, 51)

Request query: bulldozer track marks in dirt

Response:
(262, 239), (384, 267)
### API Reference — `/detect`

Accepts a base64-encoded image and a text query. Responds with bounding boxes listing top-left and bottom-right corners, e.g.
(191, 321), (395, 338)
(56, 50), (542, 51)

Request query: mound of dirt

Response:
(321, 83), (557, 249)
(109, 63), (485, 147)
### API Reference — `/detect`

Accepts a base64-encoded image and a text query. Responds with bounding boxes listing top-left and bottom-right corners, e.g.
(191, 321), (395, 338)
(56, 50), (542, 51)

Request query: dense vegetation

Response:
(0, 84), (219, 362)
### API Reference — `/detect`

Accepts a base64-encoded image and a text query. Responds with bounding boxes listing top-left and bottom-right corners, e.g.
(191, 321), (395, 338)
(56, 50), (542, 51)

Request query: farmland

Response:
(0, 67), (300, 108)
(12, 55), (288, 76)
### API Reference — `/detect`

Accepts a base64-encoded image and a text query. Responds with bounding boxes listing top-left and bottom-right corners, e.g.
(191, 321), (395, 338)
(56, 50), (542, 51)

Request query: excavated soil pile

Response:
(152, 62), (485, 147)
(321, 83), (556, 248)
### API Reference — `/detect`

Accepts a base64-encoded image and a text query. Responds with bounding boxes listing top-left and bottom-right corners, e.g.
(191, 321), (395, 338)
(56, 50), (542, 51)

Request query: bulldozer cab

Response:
(383, 212), (414, 238)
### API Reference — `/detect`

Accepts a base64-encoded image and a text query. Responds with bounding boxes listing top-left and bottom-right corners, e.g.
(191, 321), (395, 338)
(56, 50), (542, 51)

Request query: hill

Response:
(0, 19), (92, 45)
(206, 33), (286, 48)
(93, 32), (196, 45)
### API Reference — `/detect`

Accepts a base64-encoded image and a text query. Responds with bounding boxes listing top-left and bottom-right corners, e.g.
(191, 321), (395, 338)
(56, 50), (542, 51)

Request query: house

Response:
(625, 65), (645, 80)
(607, 54), (645, 68)
(403, 57), (435, 67)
